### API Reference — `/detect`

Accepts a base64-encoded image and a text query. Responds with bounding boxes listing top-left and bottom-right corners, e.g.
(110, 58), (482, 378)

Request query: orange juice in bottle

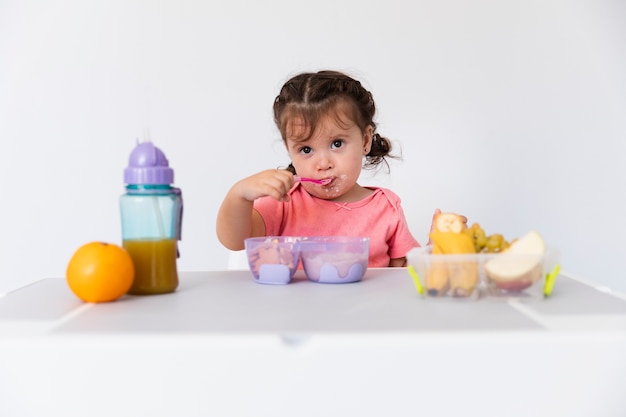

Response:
(123, 238), (178, 294)
(120, 139), (183, 295)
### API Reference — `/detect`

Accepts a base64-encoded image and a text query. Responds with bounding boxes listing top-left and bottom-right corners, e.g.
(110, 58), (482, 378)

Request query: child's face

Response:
(285, 109), (372, 201)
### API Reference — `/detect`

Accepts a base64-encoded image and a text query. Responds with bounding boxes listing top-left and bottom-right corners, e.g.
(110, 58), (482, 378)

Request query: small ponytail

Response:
(364, 132), (398, 171)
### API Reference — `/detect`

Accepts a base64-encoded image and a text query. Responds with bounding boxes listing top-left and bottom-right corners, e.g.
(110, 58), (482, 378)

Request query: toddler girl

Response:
(216, 70), (420, 267)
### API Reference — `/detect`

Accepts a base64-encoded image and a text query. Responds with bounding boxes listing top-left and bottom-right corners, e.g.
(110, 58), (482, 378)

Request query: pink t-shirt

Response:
(254, 184), (420, 267)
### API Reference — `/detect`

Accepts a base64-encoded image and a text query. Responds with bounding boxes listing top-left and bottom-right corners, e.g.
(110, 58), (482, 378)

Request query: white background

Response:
(1, 0), (625, 293)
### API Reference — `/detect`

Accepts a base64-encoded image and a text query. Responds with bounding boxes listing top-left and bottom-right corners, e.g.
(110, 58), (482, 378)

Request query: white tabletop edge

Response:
(3, 328), (626, 347)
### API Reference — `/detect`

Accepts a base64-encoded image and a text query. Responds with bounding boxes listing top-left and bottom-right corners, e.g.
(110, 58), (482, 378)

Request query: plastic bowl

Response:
(299, 237), (369, 283)
(406, 246), (561, 299)
(244, 237), (301, 285)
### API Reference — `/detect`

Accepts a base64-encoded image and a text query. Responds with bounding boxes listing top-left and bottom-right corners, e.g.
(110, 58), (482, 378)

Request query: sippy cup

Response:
(120, 140), (183, 295)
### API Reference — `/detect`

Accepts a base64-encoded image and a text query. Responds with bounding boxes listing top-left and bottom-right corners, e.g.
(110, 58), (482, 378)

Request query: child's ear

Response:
(363, 126), (374, 154)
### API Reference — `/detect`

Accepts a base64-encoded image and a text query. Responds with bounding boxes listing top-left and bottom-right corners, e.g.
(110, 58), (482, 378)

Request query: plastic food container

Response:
(244, 237), (301, 285)
(299, 237), (369, 284)
(406, 246), (560, 299)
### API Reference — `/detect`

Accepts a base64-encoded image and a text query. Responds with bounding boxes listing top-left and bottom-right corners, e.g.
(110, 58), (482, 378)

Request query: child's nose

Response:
(315, 150), (333, 170)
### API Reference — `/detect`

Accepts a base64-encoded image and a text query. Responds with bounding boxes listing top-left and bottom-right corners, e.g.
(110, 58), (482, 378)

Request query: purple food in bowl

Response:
(299, 237), (369, 283)
(244, 237), (301, 285)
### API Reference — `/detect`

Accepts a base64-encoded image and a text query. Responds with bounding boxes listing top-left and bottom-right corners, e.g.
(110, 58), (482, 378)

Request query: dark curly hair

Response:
(273, 70), (398, 173)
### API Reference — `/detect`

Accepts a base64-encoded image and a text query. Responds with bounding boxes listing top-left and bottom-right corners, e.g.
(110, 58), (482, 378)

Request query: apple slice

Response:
(484, 231), (545, 291)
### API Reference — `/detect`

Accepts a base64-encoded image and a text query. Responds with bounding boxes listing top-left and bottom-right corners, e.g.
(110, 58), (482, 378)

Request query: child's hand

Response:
(233, 169), (295, 203)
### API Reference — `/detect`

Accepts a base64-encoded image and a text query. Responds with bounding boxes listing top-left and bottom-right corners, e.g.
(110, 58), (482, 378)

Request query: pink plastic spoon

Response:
(295, 176), (332, 186)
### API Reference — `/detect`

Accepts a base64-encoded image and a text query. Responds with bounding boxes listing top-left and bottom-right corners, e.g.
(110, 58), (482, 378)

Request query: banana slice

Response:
(434, 212), (466, 234)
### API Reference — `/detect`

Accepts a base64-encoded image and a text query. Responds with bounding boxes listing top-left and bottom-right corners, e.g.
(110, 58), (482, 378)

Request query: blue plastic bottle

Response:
(120, 141), (183, 295)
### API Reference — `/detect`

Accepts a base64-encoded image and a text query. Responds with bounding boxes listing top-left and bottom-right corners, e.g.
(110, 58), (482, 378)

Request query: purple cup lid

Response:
(124, 141), (174, 185)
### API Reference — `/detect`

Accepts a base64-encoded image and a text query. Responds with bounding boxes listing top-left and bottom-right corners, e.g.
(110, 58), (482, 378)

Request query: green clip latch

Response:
(543, 264), (561, 297)
(407, 265), (425, 295)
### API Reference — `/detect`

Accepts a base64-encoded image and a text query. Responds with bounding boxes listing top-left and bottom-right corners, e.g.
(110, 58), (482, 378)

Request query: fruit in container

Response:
(463, 223), (510, 253)
(427, 213), (478, 297)
(430, 231), (475, 255)
(425, 212), (465, 295)
(429, 230), (478, 297)
(483, 233), (510, 253)
(463, 223), (487, 252)
(484, 230), (546, 291)
(433, 212), (467, 234)
(425, 258), (450, 296)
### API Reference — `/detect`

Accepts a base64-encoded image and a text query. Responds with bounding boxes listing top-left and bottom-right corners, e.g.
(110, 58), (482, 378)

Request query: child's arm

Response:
(216, 169), (295, 250)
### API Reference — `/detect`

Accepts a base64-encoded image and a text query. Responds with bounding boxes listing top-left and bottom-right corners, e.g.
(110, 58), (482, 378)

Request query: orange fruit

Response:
(66, 241), (135, 303)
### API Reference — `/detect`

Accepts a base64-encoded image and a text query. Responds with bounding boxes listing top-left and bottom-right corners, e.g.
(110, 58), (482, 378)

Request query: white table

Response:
(1, 269), (625, 417)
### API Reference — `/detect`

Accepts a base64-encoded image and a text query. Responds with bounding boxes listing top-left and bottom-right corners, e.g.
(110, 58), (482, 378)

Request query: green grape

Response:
(464, 223), (487, 253)
(474, 227), (487, 251)
(484, 234), (504, 253)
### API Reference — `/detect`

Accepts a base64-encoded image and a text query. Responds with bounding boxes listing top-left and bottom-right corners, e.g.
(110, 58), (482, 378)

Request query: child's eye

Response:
(331, 140), (343, 149)
(299, 146), (312, 154)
